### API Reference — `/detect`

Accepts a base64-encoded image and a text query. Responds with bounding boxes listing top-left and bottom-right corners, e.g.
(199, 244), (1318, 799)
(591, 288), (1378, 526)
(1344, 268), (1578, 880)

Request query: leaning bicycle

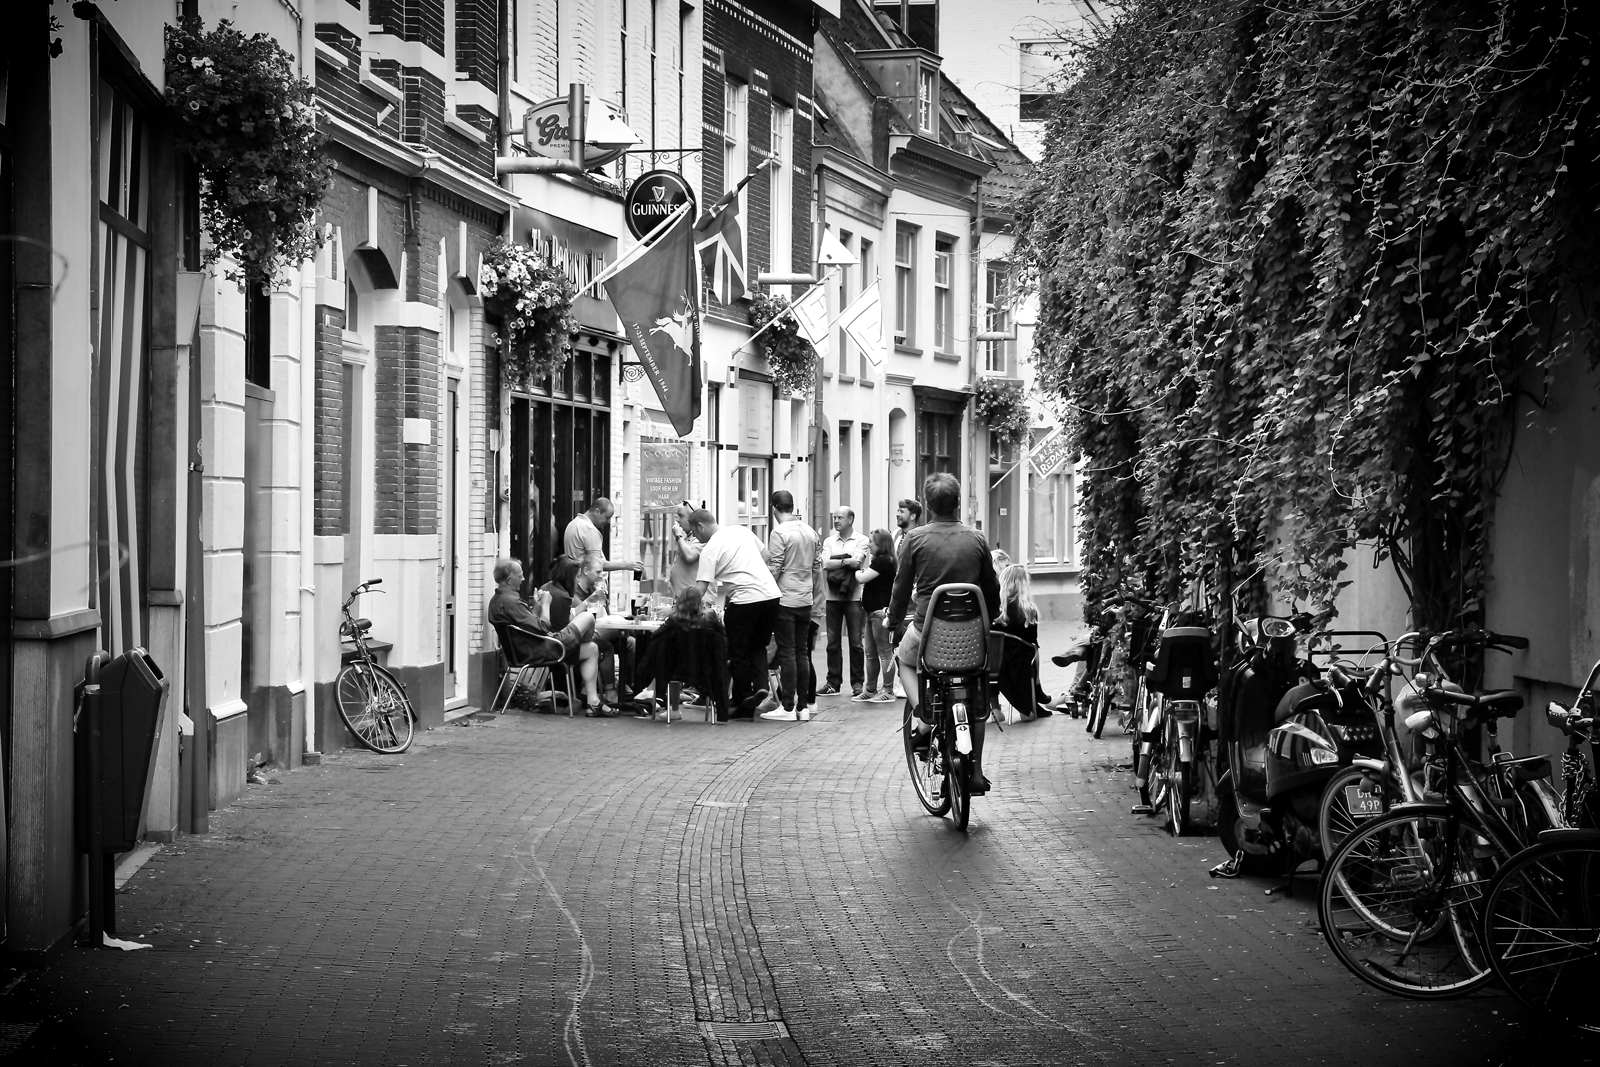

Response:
(336, 578), (415, 754)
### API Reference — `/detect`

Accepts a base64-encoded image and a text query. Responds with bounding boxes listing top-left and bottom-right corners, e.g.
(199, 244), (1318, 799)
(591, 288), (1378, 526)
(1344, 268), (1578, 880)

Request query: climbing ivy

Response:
(1015, 0), (1598, 629)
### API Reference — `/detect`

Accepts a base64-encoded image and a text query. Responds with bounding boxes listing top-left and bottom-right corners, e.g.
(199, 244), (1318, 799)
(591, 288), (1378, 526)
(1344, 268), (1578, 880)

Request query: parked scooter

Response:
(1215, 615), (1384, 876)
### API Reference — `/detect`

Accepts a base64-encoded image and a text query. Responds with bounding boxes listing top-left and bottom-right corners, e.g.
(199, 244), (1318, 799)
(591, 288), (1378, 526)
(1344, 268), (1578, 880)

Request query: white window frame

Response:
(723, 75), (748, 203)
(984, 261), (1014, 373)
(917, 66), (936, 133)
(768, 102), (793, 275)
(933, 236), (954, 354)
(894, 224), (917, 347)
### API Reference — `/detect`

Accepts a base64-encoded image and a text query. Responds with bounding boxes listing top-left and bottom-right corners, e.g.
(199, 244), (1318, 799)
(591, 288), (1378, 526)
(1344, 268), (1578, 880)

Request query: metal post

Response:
(568, 83), (586, 170)
(83, 679), (105, 945)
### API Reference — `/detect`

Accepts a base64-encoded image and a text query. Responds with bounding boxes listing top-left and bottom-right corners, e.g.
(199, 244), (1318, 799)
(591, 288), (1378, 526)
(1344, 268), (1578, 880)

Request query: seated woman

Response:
(993, 564), (1053, 720)
(487, 557), (617, 717)
(634, 586), (728, 717)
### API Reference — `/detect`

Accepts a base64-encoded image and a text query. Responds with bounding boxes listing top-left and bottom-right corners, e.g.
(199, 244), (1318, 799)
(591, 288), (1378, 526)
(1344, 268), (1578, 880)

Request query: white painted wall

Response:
(200, 276), (249, 720)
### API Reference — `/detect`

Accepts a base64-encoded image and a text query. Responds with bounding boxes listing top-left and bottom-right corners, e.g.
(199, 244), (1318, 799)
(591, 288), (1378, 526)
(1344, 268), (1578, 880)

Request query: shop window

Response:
(244, 283), (272, 388)
(735, 459), (771, 542)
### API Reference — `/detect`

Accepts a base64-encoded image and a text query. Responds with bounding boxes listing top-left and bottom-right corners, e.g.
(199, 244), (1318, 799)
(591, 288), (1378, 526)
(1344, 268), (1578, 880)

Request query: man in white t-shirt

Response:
(687, 509), (782, 719)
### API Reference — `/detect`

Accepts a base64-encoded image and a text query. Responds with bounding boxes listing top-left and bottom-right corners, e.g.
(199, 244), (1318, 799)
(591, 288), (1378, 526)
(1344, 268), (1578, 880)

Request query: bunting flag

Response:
(694, 189), (748, 304)
(790, 283), (832, 353)
(839, 280), (886, 366)
(817, 225), (857, 266)
(604, 209), (703, 437)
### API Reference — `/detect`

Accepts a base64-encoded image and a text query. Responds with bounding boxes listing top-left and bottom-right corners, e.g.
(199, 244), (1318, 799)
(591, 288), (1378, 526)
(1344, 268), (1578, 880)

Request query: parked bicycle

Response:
(1478, 655), (1600, 1031)
(1316, 630), (1532, 998)
(336, 578), (415, 754)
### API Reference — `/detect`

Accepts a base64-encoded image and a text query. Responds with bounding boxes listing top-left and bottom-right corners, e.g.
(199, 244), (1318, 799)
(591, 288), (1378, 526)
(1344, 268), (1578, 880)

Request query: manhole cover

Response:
(699, 1021), (788, 1042)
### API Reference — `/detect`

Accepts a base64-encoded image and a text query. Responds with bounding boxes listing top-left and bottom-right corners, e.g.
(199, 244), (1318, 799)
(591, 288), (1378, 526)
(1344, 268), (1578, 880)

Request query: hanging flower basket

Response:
(749, 292), (818, 397)
(165, 19), (332, 285)
(480, 238), (579, 389)
(973, 376), (1032, 445)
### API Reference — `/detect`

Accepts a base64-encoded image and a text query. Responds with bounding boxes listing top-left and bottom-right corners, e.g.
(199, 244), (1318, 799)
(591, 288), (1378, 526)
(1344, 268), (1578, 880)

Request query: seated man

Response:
(887, 472), (1001, 792)
(487, 557), (617, 717)
(566, 551), (637, 705)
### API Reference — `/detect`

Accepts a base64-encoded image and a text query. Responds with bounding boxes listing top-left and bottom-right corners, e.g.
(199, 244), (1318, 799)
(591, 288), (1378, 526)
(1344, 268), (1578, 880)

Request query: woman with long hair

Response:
(857, 528), (898, 701)
(994, 564), (1053, 720)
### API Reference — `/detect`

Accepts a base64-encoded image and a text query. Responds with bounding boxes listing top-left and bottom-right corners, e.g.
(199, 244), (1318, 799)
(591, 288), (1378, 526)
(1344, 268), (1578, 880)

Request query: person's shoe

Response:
(818, 684), (840, 696)
(753, 694), (782, 717)
(798, 706), (813, 721)
(910, 722), (932, 754)
(632, 686), (655, 702)
(1018, 706), (1037, 722)
(851, 686), (863, 698)
(760, 706), (798, 721)
(870, 690), (895, 703)
(633, 703), (657, 719)
(585, 703), (619, 718)
(852, 688), (875, 702)
(1051, 654), (1073, 668)
(968, 773), (992, 795)
(1035, 704), (1055, 717)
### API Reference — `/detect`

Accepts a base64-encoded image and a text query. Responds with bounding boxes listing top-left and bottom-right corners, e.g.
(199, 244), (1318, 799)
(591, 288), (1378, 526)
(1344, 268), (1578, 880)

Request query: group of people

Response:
(488, 474), (1057, 755)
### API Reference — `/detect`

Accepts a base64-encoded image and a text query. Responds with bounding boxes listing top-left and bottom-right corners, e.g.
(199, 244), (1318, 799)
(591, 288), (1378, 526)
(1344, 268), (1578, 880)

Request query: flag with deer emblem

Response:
(604, 207), (703, 437)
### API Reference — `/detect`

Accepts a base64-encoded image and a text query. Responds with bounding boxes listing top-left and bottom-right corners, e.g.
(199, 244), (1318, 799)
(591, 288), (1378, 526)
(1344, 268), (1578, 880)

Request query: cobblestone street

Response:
(3, 646), (1592, 1067)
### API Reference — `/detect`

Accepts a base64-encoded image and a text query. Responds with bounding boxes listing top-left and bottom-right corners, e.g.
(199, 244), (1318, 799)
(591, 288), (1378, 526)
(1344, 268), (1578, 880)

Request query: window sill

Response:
(894, 343), (922, 356)
(839, 374), (855, 384)
(932, 351), (961, 363)
(245, 382), (277, 403)
(858, 377), (875, 388)
(1026, 563), (1081, 576)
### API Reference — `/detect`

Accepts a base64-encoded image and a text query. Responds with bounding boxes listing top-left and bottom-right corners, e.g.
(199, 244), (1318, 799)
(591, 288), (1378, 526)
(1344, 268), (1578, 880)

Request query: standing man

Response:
(819, 506), (870, 697)
(764, 491), (820, 722)
(687, 509), (782, 719)
(668, 501), (703, 597)
(892, 498), (922, 557)
(560, 498), (645, 589)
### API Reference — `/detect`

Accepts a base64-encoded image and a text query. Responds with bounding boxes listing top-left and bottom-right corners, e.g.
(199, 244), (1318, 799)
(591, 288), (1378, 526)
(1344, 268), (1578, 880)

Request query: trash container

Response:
(75, 648), (169, 943)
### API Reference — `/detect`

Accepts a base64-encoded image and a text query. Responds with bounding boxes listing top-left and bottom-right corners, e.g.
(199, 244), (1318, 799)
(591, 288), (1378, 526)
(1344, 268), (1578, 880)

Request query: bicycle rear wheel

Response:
(947, 748), (971, 832)
(1482, 838), (1600, 1031)
(1318, 810), (1503, 998)
(337, 662), (415, 754)
(903, 704), (950, 816)
(1090, 683), (1112, 739)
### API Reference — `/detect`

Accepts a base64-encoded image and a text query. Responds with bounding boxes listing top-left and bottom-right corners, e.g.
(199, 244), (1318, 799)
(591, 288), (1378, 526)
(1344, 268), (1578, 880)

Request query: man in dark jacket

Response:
(887, 473), (1001, 791)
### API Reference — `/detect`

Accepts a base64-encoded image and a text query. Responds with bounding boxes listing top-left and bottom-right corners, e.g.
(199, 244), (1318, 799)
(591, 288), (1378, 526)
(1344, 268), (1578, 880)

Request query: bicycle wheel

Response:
(1318, 809), (1505, 998)
(1318, 766), (1389, 859)
(1482, 838), (1600, 1031)
(1141, 708), (1170, 812)
(1164, 718), (1190, 836)
(948, 748), (971, 831)
(1090, 682), (1112, 739)
(903, 704), (950, 816)
(336, 662), (415, 754)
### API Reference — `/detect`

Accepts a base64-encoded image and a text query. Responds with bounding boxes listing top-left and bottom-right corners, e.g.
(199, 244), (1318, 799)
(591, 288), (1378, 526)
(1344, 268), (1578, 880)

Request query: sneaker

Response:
(753, 694), (782, 717)
(1035, 704), (1055, 717)
(910, 722), (932, 754)
(870, 690), (895, 703)
(851, 686), (863, 698)
(852, 689), (875, 702)
(633, 687), (656, 702)
(760, 707), (798, 721)
(818, 684), (840, 696)
(798, 706), (813, 721)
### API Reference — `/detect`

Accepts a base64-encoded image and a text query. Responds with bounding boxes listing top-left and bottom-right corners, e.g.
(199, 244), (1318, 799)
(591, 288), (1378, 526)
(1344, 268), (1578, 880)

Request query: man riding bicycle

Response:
(889, 472), (1001, 792)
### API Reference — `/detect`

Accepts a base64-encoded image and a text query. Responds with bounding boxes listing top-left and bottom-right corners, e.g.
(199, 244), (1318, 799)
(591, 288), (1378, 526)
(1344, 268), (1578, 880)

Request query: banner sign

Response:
(640, 440), (692, 508)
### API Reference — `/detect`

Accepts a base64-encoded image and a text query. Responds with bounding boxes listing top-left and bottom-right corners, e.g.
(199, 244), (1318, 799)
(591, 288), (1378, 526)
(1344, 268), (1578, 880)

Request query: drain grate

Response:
(699, 1020), (789, 1042)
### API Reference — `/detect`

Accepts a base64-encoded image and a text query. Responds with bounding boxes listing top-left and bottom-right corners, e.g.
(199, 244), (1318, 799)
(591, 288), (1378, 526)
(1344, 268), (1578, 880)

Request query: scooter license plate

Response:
(1344, 784), (1384, 816)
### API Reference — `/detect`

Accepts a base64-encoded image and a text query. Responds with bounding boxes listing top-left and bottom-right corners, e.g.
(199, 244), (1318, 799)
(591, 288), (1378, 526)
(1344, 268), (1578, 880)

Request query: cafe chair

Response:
(490, 622), (577, 716)
(987, 630), (1038, 724)
(646, 625), (731, 724)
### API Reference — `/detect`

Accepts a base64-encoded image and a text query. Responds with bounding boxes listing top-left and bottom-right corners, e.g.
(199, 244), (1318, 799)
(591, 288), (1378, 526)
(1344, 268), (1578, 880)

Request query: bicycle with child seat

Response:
(1478, 654), (1600, 1031)
(902, 584), (996, 832)
(1316, 629), (1535, 999)
(335, 578), (415, 753)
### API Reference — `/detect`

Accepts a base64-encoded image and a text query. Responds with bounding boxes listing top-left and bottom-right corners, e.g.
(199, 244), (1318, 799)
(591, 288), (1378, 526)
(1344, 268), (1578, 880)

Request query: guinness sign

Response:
(624, 170), (697, 241)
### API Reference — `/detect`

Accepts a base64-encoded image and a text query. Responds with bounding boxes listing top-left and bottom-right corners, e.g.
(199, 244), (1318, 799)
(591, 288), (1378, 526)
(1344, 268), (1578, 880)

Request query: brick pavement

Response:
(3, 620), (1595, 1066)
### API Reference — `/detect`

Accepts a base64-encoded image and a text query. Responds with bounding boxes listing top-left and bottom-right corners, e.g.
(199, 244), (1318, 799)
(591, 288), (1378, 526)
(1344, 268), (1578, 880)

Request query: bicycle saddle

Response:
(343, 617), (373, 634)
(1428, 687), (1523, 717)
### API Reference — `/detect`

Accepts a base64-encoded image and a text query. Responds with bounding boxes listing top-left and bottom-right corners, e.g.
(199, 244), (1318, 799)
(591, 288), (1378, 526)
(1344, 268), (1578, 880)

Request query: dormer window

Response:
(917, 67), (936, 132)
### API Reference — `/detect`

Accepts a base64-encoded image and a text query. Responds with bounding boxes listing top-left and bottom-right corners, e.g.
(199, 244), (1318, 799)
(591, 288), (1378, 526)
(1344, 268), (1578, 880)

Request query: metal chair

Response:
(490, 622), (577, 715)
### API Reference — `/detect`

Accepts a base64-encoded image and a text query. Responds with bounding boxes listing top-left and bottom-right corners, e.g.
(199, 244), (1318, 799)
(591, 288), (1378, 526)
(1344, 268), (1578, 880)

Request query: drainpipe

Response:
(967, 175), (982, 524)
(298, 0), (318, 757)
